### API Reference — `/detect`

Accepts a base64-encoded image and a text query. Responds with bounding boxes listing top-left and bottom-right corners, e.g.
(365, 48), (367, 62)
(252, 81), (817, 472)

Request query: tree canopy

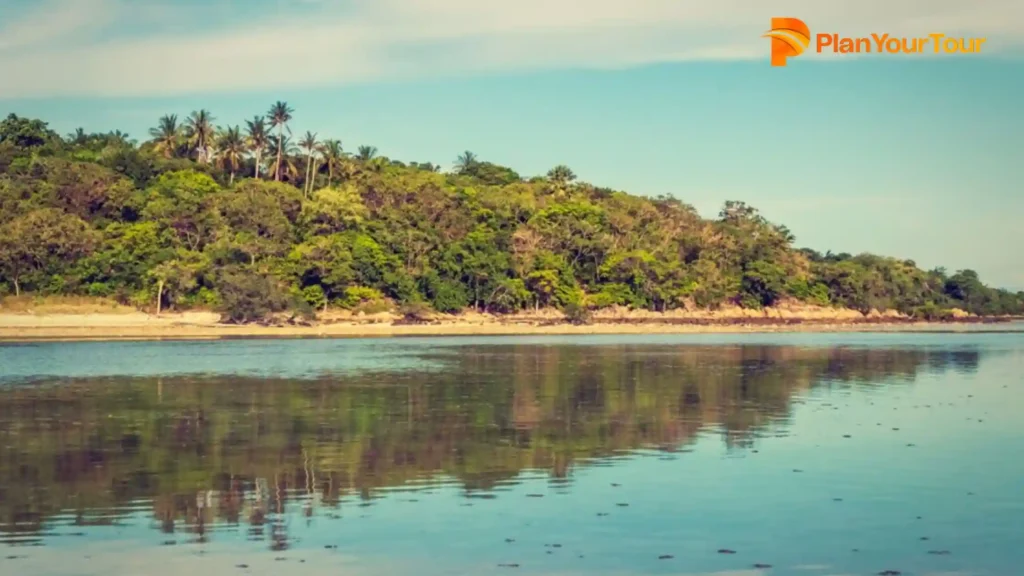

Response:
(0, 111), (1020, 321)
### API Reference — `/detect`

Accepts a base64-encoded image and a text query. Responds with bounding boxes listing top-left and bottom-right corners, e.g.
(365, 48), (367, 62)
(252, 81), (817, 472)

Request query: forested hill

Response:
(0, 110), (1020, 322)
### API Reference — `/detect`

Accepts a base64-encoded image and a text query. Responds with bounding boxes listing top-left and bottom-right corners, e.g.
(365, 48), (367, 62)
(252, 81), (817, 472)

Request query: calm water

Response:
(0, 333), (1022, 576)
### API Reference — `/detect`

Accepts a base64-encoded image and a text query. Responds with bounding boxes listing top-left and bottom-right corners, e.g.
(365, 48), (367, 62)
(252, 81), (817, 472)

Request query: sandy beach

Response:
(0, 304), (1015, 342)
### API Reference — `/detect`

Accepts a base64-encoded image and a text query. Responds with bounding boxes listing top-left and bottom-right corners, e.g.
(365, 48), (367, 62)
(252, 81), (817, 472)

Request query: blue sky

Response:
(1, 0), (1022, 289)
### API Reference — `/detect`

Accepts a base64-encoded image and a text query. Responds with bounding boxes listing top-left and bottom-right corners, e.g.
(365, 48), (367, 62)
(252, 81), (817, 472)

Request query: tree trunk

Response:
(13, 278), (19, 296)
(275, 126), (283, 181)
(156, 280), (164, 316)
(254, 150), (261, 179)
(229, 169), (235, 186)
(304, 153), (313, 198)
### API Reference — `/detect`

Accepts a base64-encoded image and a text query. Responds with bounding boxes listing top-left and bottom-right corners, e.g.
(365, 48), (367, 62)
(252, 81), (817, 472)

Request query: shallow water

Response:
(0, 333), (1022, 576)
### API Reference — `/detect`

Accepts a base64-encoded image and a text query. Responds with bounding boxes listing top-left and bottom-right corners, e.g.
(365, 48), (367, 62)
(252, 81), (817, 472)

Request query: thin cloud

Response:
(0, 0), (1022, 97)
(0, 0), (116, 52)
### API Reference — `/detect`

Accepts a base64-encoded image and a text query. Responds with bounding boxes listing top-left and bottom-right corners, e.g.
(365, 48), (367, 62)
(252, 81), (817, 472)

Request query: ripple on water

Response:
(0, 337), (1021, 576)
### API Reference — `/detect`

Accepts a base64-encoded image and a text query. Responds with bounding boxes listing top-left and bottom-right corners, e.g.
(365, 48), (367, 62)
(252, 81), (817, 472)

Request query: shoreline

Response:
(0, 312), (1019, 343)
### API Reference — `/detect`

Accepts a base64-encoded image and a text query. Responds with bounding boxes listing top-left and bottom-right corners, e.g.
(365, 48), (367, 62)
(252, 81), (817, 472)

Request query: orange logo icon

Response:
(764, 18), (811, 66)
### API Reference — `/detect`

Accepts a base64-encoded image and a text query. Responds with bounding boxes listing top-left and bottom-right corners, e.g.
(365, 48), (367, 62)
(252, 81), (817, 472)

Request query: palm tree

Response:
(320, 139), (344, 187)
(356, 145), (378, 162)
(245, 116), (268, 179)
(148, 114), (181, 158)
(268, 134), (300, 181)
(267, 101), (294, 181)
(454, 150), (477, 174)
(185, 109), (216, 163)
(546, 164), (576, 185)
(107, 130), (131, 147)
(217, 125), (245, 185)
(68, 128), (87, 146)
(299, 131), (318, 198)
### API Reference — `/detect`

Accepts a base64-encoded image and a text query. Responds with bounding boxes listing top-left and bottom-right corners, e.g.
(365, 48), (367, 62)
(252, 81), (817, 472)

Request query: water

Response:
(0, 333), (1022, 576)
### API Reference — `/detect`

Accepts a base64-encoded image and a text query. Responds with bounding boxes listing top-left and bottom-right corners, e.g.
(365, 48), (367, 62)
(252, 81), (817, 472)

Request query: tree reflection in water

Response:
(0, 343), (981, 549)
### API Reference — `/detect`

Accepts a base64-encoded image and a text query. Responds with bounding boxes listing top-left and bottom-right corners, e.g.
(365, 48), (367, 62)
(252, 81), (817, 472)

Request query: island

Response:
(0, 109), (1020, 341)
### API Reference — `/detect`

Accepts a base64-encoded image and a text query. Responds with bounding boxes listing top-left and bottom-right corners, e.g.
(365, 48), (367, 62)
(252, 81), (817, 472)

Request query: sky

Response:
(1, 0), (1022, 289)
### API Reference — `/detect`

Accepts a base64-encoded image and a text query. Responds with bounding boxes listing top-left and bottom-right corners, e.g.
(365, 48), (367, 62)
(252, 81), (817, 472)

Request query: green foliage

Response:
(587, 283), (636, 309)
(421, 272), (471, 313)
(300, 284), (327, 310)
(340, 286), (386, 309)
(910, 303), (955, 321)
(0, 114), (58, 148)
(741, 260), (787, 308)
(215, 268), (290, 323)
(488, 278), (531, 313)
(1, 111), (1020, 321)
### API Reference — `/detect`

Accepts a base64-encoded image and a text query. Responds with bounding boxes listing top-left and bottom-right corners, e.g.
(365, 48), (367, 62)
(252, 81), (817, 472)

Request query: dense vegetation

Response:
(0, 344), (977, 541)
(0, 109), (1020, 321)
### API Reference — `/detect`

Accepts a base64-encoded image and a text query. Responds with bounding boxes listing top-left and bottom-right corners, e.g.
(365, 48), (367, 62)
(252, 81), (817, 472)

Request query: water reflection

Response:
(0, 343), (982, 550)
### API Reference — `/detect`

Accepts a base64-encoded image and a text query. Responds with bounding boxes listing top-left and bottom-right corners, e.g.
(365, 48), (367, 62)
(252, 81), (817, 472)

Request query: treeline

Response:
(0, 110), (1021, 322)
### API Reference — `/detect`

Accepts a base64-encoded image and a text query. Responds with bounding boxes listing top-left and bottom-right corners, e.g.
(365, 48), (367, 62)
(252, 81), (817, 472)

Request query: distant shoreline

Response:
(0, 311), (1019, 343)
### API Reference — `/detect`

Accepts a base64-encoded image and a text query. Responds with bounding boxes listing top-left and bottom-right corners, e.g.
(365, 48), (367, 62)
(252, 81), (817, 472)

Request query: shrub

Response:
(741, 260), (787, 307)
(340, 285), (385, 309)
(300, 284), (327, 311)
(488, 278), (531, 313)
(396, 301), (434, 324)
(910, 303), (954, 321)
(216, 269), (290, 324)
(86, 282), (113, 297)
(420, 273), (470, 313)
(563, 301), (592, 325)
(586, 283), (634, 309)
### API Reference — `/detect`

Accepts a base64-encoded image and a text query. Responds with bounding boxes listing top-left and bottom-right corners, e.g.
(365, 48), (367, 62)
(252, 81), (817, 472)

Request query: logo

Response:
(764, 18), (810, 67)
(765, 18), (988, 66)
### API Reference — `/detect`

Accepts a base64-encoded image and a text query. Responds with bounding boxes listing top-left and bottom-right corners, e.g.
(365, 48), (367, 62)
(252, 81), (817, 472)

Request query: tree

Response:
(28, 158), (136, 221)
(356, 145), (377, 162)
(68, 127), (88, 146)
(299, 185), (367, 235)
(320, 139), (344, 187)
(217, 126), (245, 185)
(216, 267), (290, 323)
(212, 181), (296, 265)
(945, 269), (988, 313)
(141, 170), (223, 251)
(741, 259), (788, 308)
(268, 101), (294, 181)
(2, 110), (1021, 323)
(299, 131), (319, 198)
(185, 110), (215, 163)
(267, 135), (300, 182)
(148, 250), (208, 315)
(245, 116), (269, 179)
(107, 130), (132, 148)
(148, 114), (181, 158)
(282, 234), (357, 302)
(719, 200), (763, 224)
(0, 208), (97, 295)
(546, 165), (576, 185)
(0, 114), (57, 148)
(454, 150), (478, 174)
